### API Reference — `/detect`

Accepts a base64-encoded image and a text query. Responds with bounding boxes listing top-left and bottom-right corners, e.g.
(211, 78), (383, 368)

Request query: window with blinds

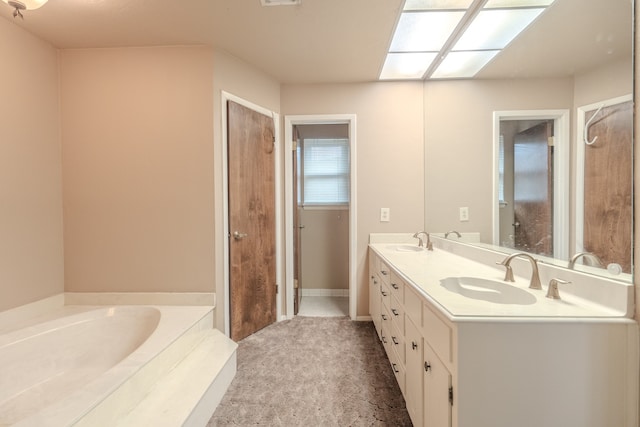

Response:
(300, 138), (350, 206)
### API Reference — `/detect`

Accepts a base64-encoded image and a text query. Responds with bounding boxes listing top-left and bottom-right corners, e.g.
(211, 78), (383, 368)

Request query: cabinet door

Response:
(424, 343), (452, 427)
(405, 317), (423, 427)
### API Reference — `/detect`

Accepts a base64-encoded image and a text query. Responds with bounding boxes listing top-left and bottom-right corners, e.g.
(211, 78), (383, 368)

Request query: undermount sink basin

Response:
(392, 244), (424, 252)
(440, 277), (536, 305)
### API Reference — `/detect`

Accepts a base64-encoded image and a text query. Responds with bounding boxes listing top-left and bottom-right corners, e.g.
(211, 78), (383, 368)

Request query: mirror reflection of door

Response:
(582, 100), (633, 273)
(499, 120), (554, 256)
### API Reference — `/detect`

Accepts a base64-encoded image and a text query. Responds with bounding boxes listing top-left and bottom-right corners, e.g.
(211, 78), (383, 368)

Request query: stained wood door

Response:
(583, 101), (632, 273)
(227, 100), (276, 341)
(513, 121), (553, 256)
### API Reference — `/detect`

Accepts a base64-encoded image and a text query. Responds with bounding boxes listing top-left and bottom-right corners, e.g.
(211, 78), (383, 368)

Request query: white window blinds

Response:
(302, 138), (350, 206)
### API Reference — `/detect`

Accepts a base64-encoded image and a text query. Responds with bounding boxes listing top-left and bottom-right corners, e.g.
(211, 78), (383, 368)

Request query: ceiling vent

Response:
(260, 0), (301, 6)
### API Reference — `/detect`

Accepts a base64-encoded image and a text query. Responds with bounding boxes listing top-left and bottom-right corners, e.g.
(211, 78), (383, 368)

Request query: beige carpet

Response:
(208, 316), (412, 426)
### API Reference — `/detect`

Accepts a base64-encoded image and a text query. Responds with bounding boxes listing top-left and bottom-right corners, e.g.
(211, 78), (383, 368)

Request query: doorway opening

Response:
(493, 110), (569, 260)
(285, 115), (357, 320)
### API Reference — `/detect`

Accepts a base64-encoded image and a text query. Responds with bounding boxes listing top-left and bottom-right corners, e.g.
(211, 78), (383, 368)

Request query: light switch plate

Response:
(459, 207), (469, 222)
(380, 208), (390, 222)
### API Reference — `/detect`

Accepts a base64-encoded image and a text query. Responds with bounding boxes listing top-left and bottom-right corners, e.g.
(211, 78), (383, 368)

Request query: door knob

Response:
(233, 231), (248, 240)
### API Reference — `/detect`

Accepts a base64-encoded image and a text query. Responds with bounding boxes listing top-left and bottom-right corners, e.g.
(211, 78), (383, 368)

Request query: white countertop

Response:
(370, 243), (629, 320)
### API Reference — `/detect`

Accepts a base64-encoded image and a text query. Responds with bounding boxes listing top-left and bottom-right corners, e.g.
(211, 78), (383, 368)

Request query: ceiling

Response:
(0, 0), (632, 84)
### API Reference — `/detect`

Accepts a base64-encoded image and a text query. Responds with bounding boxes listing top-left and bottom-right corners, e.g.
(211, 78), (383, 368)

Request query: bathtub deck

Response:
(117, 329), (237, 426)
(1, 304), (232, 427)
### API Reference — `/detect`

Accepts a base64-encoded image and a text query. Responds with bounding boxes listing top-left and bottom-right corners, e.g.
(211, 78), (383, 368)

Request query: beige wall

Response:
(212, 49), (281, 330)
(60, 46), (215, 293)
(300, 209), (349, 290)
(423, 78), (574, 242)
(0, 18), (64, 311)
(574, 57), (633, 108)
(281, 82), (425, 317)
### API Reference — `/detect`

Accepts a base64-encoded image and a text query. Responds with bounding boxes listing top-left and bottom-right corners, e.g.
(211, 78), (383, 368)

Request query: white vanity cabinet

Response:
(368, 246), (638, 427)
(369, 254), (382, 339)
(370, 249), (453, 427)
(423, 342), (452, 427)
(404, 315), (424, 426)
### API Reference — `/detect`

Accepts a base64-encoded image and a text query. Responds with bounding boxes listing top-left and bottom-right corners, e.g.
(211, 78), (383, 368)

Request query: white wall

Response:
(0, 17), (64, 311)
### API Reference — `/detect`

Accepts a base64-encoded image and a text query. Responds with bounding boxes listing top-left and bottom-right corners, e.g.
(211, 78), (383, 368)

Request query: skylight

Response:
(379, 0), (555, 80)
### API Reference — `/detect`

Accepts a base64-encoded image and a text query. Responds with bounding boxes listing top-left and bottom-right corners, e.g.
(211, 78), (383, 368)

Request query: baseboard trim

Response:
(301, 288), (349, 297)
(355, 316), (372, 322)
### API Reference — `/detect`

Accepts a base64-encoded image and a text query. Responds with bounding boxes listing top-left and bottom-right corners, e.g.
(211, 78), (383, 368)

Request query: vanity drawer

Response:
(390, 317), (405, 365)
(389, 294), (405, 335)
(380, 280), (391, 311)
(404, 284), (422, 327)
(388, 345), (406, 397)
(381, 303), (392, 343)
(423, 303), (451, 364)
(379, 261), (391, 286)
(389, 271), (405, 303)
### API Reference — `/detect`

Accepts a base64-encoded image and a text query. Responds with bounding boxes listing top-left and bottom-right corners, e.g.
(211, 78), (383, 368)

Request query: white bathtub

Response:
(0, 305), (214, 427)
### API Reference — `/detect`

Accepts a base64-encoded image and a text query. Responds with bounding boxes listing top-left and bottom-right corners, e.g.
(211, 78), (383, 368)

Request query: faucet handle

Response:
(546, 278), (571, 300)
(495, 261), (515, 282)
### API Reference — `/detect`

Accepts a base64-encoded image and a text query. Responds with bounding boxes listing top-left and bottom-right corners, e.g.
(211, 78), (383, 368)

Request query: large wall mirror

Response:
(489, 0), (633, 281)
(424, 0), (633, 284)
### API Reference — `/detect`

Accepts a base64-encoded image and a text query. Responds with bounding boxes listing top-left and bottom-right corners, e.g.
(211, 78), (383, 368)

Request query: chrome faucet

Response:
(444, 230), (461, 239)
(412, 231), (433, 251)
(568, 252), (603, 269)
(496, 252), (542, 290)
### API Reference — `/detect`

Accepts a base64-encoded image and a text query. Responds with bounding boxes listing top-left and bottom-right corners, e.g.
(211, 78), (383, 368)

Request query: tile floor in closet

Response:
(297, 296), (348, 317)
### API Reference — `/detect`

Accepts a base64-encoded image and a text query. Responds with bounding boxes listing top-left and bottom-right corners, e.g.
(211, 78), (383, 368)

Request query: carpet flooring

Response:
(208, 316), (412, 426)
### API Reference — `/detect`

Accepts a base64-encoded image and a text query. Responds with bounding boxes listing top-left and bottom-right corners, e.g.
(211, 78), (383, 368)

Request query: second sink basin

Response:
(440, 277), (536, 305)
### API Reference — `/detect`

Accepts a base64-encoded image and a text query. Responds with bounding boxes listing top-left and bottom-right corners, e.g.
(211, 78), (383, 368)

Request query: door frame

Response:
(221, 91), (282, 336)
(284, 114), (357, 320)
(575, 94), (632, 254)
(492, 109), (570, 260)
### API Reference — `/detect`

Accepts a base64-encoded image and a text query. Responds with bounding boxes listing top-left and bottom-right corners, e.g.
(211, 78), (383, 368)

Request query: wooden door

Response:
(227, 100), (276, 341)
(513, 121), (553, 256)
(583, 101), (632, 273)
(292, 127), (302, 315)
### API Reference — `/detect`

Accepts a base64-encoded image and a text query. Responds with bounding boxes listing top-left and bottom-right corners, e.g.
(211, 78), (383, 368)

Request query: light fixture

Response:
(2, 0), (48, 18)
(379, 0), (556, 80)
(380, 52), (439, 80)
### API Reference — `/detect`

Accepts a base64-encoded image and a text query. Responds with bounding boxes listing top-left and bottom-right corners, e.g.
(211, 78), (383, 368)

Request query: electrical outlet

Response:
(380, 208), (390, 222)
(459, 207), (469, 222)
